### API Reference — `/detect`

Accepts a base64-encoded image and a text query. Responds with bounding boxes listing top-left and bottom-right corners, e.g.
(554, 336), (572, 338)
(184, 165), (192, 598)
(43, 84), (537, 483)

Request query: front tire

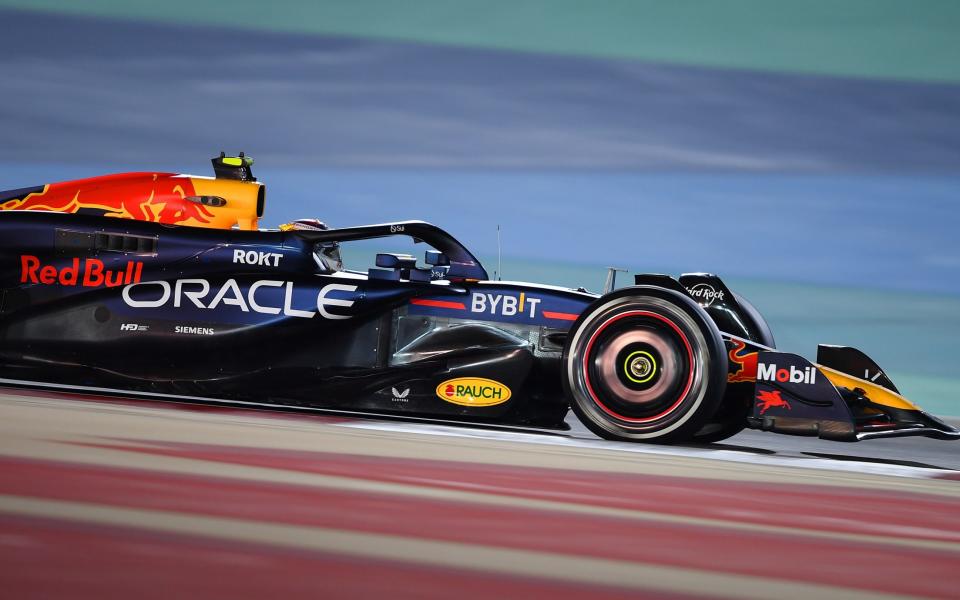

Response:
(563, 287), (727, 443)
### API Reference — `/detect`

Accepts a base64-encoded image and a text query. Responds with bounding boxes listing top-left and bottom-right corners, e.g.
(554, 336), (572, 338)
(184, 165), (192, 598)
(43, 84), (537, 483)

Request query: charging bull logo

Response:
(0, 173), (214, 227)
(727, 339), (758, 383)
(756, 390), (791, 415)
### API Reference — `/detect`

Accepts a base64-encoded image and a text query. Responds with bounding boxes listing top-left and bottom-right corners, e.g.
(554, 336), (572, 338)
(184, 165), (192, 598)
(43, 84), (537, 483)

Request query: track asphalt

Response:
(1, 387), (958, 598)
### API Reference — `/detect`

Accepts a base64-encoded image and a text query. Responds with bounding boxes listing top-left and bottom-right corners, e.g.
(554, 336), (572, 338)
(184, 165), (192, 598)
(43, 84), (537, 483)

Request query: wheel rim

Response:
(581, 310), (695, 424)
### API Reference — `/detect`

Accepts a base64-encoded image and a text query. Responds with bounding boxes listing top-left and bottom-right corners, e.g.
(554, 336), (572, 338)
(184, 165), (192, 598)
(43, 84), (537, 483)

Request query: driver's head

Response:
(280, 218), (329, 232)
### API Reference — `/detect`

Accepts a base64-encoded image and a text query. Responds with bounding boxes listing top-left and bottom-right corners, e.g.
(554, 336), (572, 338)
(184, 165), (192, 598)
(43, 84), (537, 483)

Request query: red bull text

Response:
(20, 255), (144, 288)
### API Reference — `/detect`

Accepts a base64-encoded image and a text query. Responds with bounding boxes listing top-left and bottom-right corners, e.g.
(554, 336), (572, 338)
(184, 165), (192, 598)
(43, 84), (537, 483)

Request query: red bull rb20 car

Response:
(0, 155), (956, 444)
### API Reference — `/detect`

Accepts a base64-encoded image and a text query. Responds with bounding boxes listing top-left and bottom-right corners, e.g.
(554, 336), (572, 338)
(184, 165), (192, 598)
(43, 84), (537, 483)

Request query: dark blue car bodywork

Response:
(1, 209), (957, 443)
(0, 211), (596, 427)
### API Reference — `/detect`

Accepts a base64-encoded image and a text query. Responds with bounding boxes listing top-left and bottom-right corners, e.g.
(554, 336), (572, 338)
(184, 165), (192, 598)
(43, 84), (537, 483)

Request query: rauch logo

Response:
(435, 377), (512, 407)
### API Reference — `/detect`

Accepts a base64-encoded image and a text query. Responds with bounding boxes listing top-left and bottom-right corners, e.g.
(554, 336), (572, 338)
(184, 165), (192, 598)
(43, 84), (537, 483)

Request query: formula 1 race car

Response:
(0, 154), (956, 444)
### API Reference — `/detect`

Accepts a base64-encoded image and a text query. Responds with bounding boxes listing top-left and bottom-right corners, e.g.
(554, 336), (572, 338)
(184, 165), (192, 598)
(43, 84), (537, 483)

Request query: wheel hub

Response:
(625, 350), (657, 383)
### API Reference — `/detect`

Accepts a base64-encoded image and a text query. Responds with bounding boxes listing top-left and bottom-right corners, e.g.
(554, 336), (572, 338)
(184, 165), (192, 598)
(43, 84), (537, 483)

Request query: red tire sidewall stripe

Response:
(581, 310), (695, 424)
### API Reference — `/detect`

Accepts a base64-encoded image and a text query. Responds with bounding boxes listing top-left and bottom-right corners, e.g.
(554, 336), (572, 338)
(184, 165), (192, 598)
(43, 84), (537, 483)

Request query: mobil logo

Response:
(757, 362), (817, 385)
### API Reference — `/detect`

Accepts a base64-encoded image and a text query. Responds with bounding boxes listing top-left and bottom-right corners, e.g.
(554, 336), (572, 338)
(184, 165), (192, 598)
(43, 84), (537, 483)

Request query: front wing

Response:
(727, 338), (959, 442)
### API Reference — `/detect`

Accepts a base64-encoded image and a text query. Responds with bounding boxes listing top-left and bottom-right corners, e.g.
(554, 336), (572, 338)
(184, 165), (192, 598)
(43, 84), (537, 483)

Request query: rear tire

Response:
(563, 287), (727, 443)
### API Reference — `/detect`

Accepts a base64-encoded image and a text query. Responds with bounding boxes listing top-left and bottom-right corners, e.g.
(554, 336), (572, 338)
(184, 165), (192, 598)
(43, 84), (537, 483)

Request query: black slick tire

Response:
(562, 286), (727, 443)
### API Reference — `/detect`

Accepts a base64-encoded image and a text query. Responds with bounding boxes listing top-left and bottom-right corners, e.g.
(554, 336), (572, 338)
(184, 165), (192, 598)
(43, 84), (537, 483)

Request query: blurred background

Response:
(1, 0), (958, 414)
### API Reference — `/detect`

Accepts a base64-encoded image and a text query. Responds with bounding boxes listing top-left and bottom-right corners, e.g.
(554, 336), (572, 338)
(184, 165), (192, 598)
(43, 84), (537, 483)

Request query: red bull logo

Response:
(756, 390), (791, 414)
(0, 173), (215, 227)
(21, 255), (144, 288)
(727, 339), (758, 383)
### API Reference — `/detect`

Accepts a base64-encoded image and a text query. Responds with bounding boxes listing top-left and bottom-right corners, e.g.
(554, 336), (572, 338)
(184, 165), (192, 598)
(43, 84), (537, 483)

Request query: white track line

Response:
(340, 420), (957, 480)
